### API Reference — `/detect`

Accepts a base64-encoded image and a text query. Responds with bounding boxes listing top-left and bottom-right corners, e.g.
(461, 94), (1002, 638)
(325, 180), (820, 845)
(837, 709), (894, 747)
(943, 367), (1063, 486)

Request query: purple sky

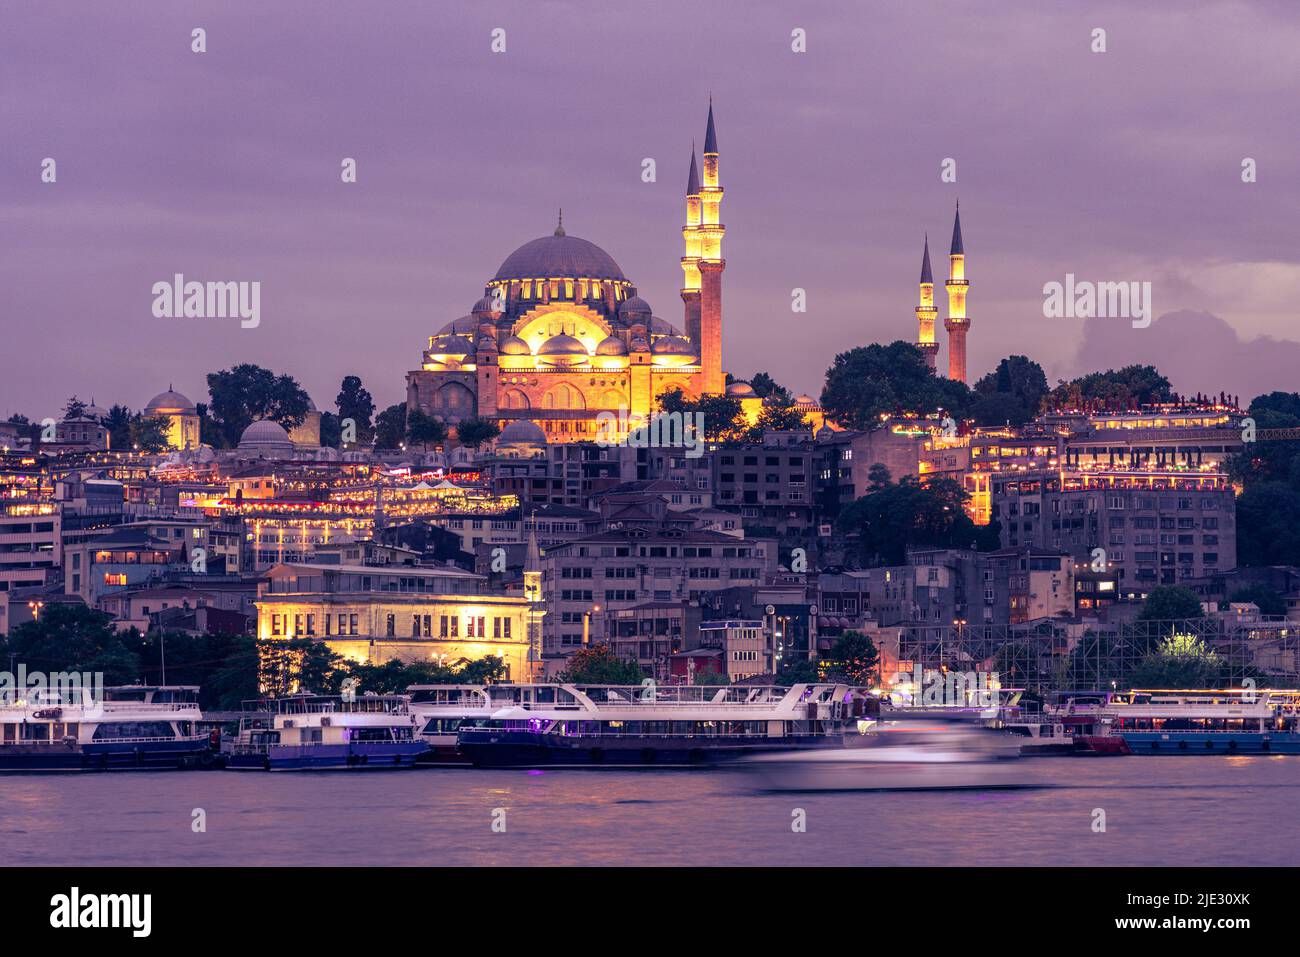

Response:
(3, 0), (1298, 420)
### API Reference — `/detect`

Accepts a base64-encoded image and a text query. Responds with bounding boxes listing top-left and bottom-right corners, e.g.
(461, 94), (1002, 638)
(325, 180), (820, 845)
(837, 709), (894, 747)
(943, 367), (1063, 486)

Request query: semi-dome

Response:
(726, 382), (757, 398)
(652, 335), (695, 356)
(145, 388), (196, 415)
(595, 335), (628, 356)
(472, 295), (501, 314)
(238, 419), (295, 457)
(619, 296), (652, 317)
(493, 232), (626, 282)
(499, 335), (531, 356)
(497, 419), (548, 447)
(431, 334), (474, 357)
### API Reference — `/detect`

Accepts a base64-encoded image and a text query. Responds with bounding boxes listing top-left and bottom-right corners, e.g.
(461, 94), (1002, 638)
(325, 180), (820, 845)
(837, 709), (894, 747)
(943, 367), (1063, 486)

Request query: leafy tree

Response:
(103, 405), (132, 450)
(319, 411), (341, 448)
(693, 671), (731, 686)
(1127, 633), (1224, 689)
(206, 364), (311, 446)
(195, 402), (225, 448)
(374, 403), (408, 449)
(335, 375), (375, 443)
(775, 659), (821, 686)
(972, 355), (1049, 425)
(456, 417), (501, 449)
(746, 394), (810, 440)
(456, 655), (510, 684)
(405, 409), (447, 449)
(128, 414), (171, 452)
(1137, 586), (1204, 623)
(1045, 364), (1172, 411)
(556, 642), (644, 683)
(0, 604), (142, 685)
(749, 372), (792, 404)
(257, 638), (348, 696)
(63, 396), (88, 420)
(821, 631), (880, 684)
(657, 388), (748, 442)
(866, 463), (892, 491)
(836, 475), (1000, 566)
(820, 341), (964, 431)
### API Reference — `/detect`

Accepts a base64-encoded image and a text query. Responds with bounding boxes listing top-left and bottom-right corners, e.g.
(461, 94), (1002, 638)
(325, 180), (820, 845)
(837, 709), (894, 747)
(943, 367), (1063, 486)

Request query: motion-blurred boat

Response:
(736, 720), (1036, 791)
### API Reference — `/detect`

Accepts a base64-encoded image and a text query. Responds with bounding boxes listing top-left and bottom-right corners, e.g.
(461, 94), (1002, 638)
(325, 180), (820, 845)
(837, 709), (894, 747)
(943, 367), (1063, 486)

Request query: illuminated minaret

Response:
(915, 234), (939, 372)
(697, 99), (725, 395)
(680, 143), (702, 349)
(943, 201), (970, 383)
(523, 522), (545, 680)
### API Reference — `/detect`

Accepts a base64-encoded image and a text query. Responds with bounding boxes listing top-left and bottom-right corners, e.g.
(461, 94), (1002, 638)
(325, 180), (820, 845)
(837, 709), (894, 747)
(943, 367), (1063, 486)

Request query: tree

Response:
(836, 475), (1000, 566)
(775, 659), (821, 686)
(63, 396), (87, 420)
(206, 364), (311, 446)
(0, 604), (142, 685)
(128, 414), (171, 452)
(657, 388), (748, 442)
(319, 411), (341, 448)
(1127, 633), (1223, 689)
(820, 341), (962, 431)
(335, 375), (375, 444)
(556, 643), (644, 683)
(822, 631), (880, 684)
(749, 372), (792, 404)
(405, 409), (447, 449)
(1045, 364), (1172, 411)
(257, 638), (347, 696)
(1137, 586), (1204, 623)
(746, 394), (810, 440)
(972, 355), (1049, 425)
(103, 405), (132, 450)
(456, 417), (501, 449)
(374, 404), (407, 449)
(195, 402), (226, 448)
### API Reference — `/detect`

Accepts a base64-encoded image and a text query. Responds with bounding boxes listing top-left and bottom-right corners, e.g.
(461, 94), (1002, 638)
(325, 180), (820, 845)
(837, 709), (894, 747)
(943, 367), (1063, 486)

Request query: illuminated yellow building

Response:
(143, 387), (200, 451)
(406, 103), (728, 444)
(257, 562), (537, 678)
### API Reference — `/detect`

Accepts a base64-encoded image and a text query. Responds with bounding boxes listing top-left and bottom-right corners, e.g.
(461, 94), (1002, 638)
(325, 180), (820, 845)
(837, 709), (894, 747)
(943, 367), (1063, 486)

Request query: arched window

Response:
(500, 388), (530, 410)
(542, 382), (586, 410)
(434, 382), (475, 415)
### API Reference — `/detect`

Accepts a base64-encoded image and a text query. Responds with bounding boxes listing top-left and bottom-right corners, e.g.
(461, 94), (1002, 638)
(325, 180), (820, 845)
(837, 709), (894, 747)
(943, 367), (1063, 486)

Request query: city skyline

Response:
(3, 1), (1297, 418)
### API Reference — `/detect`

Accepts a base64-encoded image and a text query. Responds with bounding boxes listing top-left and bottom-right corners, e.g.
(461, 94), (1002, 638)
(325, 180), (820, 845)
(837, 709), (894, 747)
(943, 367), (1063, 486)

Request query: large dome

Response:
(493, 232), (626, 282)
(145, 388), (196, 415)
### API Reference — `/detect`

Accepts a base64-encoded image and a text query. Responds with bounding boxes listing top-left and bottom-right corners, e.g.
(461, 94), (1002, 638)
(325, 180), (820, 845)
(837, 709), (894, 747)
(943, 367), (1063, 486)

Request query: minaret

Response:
(943, 201), (970, 383)
(697, 99), (725, 395)
(915, 234), (939, 372)
(680, 144), (703, 349)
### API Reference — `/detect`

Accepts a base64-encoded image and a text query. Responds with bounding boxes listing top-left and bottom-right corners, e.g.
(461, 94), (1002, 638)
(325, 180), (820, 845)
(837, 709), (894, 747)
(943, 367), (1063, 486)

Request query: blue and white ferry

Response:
(0, 684), (218, 770)
(1104, 689), (1300, 754)
(225, 694), (427, 770)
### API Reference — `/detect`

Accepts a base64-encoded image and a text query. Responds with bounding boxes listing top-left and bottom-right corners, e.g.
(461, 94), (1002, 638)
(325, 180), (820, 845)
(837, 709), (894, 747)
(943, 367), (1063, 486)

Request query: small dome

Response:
(431, 335), (474, 357)
(794, 394), (818, 408)
(499, 335), (530, 356)
(145, 389), (196, 415)
(477, 334), (497, 351)
(537, 333), (588, 357)
(434, 316), (476, 337)
(630, 336), (650, 352)
(726, 382), (757, 398)
(652, 335), (695, 356)
(595, 335), (628, 356)
(497, 419), (548, 447)
(472, 295), (501, 315)
(619, 296), (652, 317)
(238, 419), (295, 457)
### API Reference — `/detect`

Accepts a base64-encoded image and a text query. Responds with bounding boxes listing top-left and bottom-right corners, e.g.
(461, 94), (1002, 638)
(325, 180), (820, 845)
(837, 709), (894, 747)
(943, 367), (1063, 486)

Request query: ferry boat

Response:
(1099, 689), (1300, 754)
(737, 720), (1034, 791)
(407, 684), (532, 764)
(456, 682), (866, 768)
(225, 694), (427, 770)
(0, 684), (218, 771)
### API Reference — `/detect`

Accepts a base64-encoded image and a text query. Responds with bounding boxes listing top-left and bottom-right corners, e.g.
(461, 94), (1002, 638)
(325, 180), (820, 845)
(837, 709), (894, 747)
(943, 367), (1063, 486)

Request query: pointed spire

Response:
(686, 142), (700, 196)
(554, 209), (565, 237)
(525, 521), (541, 573)
(703, 96), (718, 154)
(920, 233), (933, 284)
(950, 200), (963, 255)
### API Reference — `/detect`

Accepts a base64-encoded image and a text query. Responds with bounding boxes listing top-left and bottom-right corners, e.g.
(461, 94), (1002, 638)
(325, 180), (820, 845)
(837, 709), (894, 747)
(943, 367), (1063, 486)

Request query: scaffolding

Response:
(897, 617), (1300, 692)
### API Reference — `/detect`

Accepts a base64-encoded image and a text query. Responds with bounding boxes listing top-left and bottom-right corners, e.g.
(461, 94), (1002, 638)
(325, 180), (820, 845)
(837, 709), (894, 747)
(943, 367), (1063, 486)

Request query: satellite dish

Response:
(765, 604), (776, 616)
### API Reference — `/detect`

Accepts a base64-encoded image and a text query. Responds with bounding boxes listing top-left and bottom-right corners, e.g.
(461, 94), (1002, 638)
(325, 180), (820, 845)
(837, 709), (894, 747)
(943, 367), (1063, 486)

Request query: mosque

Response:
(406, 103), (732, 444)
(914, 202), (972, 384)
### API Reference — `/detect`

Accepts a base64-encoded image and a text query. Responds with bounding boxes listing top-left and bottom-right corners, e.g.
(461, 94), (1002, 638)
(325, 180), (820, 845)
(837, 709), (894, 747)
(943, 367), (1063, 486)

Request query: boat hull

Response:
(224, 741), (427, 770)
(458, 732), (842, 769)
(0, 739), (218, 771)
(1117, 732), (1300, 754)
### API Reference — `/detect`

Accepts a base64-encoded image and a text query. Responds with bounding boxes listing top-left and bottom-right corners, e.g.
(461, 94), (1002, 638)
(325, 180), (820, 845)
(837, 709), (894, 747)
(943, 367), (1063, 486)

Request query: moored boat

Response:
(0, 684), (218, 771)
(225, 694), (426, 770)
(1100, 689), (1300, 754)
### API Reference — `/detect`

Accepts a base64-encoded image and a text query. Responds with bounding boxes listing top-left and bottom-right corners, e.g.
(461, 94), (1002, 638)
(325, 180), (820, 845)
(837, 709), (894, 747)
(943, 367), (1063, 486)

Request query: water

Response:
(4, 756), (1299, 866)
